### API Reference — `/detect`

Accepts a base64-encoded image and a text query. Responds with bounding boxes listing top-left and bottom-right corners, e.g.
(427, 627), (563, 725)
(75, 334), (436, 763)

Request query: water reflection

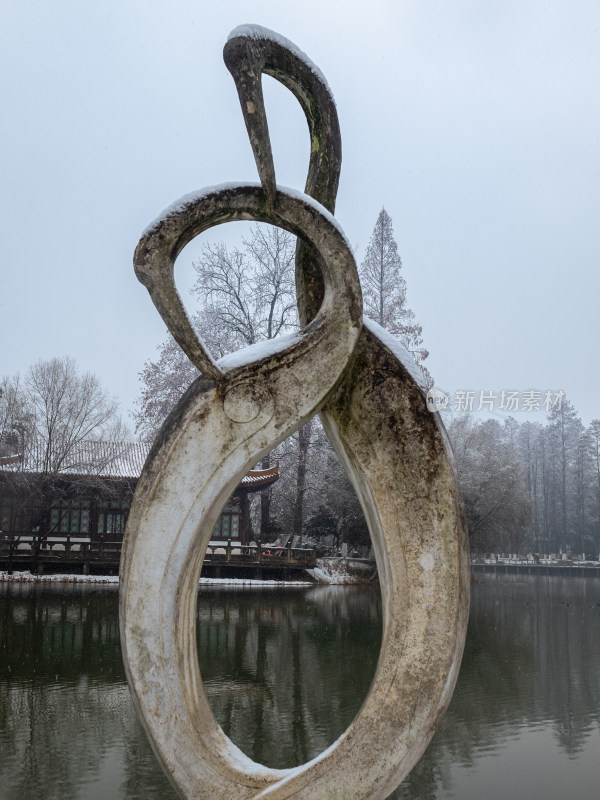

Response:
(0, 583), (381, 798)
(0, 584), (175, 800)
(391, 574), (600, 799)
(197, 585), (382, 768)
(1, 576), (599, 799)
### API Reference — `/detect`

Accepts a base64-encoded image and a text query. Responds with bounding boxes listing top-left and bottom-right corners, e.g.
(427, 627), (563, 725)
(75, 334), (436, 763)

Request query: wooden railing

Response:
(0, 536), (317, 571)
(203, 541), (317, 567)
(0, 536), (122, 562)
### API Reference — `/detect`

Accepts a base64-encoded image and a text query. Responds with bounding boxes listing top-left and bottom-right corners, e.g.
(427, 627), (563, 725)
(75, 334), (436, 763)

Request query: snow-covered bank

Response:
(0, 571), (311, 587)
(0, 571), (120, 585)
(308, 558), (378, 584)
(198, 577), (312, 587)
(1, 559), (378, 587)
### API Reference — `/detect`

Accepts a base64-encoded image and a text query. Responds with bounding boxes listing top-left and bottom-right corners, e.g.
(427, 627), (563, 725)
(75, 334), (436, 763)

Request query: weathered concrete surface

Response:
(120, 24), (470, 800)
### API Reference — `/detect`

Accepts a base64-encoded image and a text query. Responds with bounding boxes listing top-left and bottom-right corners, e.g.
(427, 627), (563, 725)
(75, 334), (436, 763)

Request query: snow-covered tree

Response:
(446, 414), (531, 554)
(193, 225), (297, 346)
(544, 397), (585, 551)
(359, 208), (432, 386)
(25, 356), (126, 474)
(588, 419), (600, 552)
(133, 309), (234, 442)
(0, 374), (30, 459)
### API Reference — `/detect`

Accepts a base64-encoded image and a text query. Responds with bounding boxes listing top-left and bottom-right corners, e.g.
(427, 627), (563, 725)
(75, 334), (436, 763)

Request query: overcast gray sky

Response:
(1, 0), (599, 427)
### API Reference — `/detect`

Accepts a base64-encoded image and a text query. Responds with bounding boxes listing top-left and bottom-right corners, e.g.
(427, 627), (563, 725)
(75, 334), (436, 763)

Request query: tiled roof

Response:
(0, 442), (280, 488)
(238, 461), (280, 490)
(0, 454), (21, 467)
(0, 441), (151, 479)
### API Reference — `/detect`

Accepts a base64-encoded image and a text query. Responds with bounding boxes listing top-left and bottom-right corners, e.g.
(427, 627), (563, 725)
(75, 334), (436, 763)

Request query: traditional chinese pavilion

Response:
(0, 441), (279, 556)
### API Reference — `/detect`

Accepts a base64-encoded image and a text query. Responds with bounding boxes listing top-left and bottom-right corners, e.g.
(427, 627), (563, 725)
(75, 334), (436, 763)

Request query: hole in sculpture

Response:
(261, 74), (312, 193)
(173, 220), (300, 363)
(197, 442), (383, 770)
(197, 584), (382, 769)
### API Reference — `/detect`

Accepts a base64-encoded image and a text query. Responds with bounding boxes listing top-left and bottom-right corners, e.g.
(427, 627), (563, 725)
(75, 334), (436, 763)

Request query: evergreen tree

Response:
(446, 415), (531, 553)
(588, 419), (600, 554)
(545, 397), (584, 551)
(359, 208), (432, 386)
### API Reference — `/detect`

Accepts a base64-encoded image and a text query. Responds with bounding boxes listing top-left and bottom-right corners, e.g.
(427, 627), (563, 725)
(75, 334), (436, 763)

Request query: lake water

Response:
(0, 575), (599, 799)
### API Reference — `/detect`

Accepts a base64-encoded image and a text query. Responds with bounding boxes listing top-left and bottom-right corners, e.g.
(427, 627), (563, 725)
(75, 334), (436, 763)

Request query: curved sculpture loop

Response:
(120, 24), (470, 800)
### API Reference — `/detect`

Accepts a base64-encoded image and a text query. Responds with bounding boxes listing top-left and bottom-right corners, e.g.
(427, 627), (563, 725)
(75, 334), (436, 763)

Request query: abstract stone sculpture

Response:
(120, 25), (470, 800)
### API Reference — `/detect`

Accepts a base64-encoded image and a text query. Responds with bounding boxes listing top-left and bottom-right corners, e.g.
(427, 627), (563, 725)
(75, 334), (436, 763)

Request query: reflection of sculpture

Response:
(120, 25), (470, 800)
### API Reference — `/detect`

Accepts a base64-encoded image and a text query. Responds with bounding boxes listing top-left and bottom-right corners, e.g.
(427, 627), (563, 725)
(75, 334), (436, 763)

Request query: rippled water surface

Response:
(1, 575), (599, 799)
(392, 574), (600, 800)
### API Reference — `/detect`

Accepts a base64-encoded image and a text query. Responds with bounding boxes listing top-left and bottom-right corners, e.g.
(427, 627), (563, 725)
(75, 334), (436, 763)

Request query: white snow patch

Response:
(217, 331), (303, 371)
(199, 577), (312, 588)
(141, 183), (351, 250)
(141, 182), (244, 237)
(227, 24), (335, 101)
(307, 558), (377, 585)
(0, 571), (311, 588)
(363, 316), (429, 391)
(0, 571), (119, 585)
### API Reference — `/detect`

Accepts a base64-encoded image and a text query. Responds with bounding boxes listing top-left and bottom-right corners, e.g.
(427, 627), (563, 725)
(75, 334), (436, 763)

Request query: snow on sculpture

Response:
(120, 25), (470, 800)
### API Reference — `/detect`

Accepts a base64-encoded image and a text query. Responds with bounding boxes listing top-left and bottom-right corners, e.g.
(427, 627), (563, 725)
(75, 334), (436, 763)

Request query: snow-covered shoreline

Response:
(0, 571), (313, 587)
(307, 557), (378, 584)
(0, 571), (120, 585)
(0, 559), (378, 587)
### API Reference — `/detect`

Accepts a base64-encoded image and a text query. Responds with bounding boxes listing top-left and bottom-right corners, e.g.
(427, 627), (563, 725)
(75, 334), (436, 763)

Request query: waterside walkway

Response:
(0, 538), (317, 580)
(472, 558), (600, 577)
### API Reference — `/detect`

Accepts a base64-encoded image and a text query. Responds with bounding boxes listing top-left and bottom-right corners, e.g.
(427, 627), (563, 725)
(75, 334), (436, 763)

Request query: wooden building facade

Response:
(0, 442), (279, 557)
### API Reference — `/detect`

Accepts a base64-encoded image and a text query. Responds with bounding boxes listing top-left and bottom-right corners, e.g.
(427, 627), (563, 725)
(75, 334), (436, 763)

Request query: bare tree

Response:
(292, 419), (313, 543)
(573, 427), (593, 556)
(2, 358), (126, 473)
(25, 356), (125, 475)
(266, 421), (369, 554)
(192, 225), (297, 346)
(1, 358), (128, 565)
(544, 397), (585, 551)
(265, 419), (320, 546)
(360, 208), (432, 386)
(588, 420), (600, 553)
(515, 420), (545, 548)
(243, 226), (297, 340)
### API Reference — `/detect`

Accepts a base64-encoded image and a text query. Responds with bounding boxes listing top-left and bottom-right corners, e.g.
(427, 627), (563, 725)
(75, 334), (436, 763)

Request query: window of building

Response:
(211, 510), (240, 540)
(98, 499), (131, 538)
(49, 499), (90, 536)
